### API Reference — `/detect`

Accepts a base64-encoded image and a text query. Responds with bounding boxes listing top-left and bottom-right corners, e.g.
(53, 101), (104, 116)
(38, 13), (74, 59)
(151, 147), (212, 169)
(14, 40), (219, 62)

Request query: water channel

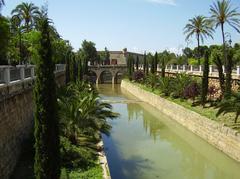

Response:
(97, 84), (240, 179)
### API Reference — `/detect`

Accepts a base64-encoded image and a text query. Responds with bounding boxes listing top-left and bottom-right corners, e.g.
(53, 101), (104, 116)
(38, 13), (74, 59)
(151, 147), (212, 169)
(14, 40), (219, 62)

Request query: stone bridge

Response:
(89, 65), (127, 84)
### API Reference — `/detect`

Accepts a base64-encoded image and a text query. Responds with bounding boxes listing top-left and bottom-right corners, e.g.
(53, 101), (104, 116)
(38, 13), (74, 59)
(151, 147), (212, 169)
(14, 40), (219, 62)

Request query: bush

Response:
(60, 137), (95, 170)
(183, 82), (200, 103)
(145, 73), (159, 89)
(171, 73), (193, 98)
(158, 77), (173, 96)
(133, 70), (145, 82)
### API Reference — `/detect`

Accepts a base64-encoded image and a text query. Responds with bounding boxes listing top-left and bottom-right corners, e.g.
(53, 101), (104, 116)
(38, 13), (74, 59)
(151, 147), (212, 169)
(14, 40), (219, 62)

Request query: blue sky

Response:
(2, 0), (240, 53)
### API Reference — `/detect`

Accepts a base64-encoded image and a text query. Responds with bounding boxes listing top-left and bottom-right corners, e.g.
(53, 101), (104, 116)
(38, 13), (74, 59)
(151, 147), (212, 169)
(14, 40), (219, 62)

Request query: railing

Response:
(89, 64), (127, 68)
(0, 64), (65, 86)
(136, 64), (240, 78)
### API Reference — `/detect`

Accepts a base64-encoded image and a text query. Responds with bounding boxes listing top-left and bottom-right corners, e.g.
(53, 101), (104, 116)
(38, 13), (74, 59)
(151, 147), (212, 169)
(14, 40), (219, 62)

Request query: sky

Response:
(2, 0), (240, 54)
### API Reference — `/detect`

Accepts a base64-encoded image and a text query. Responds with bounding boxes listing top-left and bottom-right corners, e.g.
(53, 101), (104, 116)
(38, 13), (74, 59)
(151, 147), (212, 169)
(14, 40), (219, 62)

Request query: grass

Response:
(61, 165), (102, 179)
(128, 80), (240, 131)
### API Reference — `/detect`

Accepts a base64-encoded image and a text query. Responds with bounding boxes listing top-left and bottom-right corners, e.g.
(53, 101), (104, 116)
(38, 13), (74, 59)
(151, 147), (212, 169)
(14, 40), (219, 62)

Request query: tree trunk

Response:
(197, 33), (200, 65)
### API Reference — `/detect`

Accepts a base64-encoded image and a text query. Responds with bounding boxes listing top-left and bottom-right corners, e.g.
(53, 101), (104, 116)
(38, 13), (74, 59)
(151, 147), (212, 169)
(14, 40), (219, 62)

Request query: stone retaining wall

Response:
(0, 71), (65, 179)
(121, 80), (240, 162)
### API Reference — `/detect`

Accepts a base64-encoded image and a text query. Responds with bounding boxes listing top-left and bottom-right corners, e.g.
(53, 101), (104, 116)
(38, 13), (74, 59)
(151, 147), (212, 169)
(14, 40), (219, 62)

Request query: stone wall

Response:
(0, 71), (65, 179)
(121, 80), (240, 162)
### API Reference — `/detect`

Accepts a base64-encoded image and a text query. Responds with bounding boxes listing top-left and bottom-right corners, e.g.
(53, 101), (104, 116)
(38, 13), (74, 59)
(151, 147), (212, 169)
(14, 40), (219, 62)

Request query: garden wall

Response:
(121, 80), (240, 162)
(0, 71), (65, 179)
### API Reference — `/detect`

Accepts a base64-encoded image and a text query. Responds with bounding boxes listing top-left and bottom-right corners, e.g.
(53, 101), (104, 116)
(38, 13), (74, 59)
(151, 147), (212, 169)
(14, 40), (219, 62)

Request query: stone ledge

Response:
(121, 80), (240, 162)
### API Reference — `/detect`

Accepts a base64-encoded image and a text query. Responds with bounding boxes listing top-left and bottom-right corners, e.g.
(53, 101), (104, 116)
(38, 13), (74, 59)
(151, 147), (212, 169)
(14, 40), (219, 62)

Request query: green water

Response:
(98, 84), (240, 179)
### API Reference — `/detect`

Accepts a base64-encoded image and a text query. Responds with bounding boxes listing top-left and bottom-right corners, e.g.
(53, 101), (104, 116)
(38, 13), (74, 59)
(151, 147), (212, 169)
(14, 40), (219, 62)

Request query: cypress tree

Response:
(65, 50), (71, 84)
(150, 54), (154, 74)
(136, 56), (139, 71)
(78, 57), (83, 80)
(154, 52), (158, 73)
(201, 50), (209, 106)
(146, 58), (149, 75)
(143, 52), (147, 74)
(34, 17), (60, 179)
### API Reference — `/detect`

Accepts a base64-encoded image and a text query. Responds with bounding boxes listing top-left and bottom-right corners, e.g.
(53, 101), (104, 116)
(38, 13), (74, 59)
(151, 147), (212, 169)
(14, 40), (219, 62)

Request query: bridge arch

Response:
(88, 65), (127, 84)
(99, 70), (113, 84)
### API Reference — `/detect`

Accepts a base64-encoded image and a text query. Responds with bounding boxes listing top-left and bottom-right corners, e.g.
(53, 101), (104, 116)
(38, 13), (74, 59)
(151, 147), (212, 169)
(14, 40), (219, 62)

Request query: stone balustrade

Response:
(0, 64), (65, 86)
(136, 64), (240, 79)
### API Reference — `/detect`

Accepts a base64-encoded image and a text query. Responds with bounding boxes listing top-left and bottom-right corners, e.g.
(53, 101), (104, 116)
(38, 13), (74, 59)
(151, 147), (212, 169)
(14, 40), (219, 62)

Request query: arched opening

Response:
(100, 71), (112, 84)
(115, 71), (123, 84)
(88, 70), (97, 84)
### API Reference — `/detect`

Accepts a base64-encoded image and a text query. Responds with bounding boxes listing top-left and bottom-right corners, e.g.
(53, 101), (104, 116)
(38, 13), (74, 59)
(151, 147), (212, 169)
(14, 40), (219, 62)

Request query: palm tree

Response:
(11, 2), (40, 32)
(184, 15), (214, 64)
(217, 92), (240, 123)
(58, 81), (118, 143)
(210, 0), (240, 96)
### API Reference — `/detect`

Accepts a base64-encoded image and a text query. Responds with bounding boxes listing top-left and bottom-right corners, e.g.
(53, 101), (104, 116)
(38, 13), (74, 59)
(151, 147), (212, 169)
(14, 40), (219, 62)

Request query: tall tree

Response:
(136, 56), (139, 71)
(154, 52), (158, 73)
(159, 50), (171, 78)
(211, 48), (225, 96)
(0, 16), (10, 64)
(201, 50), (210, 106)
(210, 0), (240, 97)
(34, 16), (60, 179)
(11, 2), (40, 32)
(184, 15), (214, 64)
(143, 52), (147, 74)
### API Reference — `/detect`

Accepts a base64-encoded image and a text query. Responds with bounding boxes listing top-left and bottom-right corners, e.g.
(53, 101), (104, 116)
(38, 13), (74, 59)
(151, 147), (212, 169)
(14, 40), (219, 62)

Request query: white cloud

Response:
(147, 0), (176, 6)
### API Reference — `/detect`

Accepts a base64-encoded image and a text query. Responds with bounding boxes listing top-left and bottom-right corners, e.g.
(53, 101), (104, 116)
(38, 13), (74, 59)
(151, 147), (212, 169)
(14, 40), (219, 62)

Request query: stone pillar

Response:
(30, 66), (35, 79)
(4, 66), (10, 84)
(190, 65), (193, 72)
(176, 65), (179, 71)
(210, 65), (213, 74)
(237, 66), (240, 76)
(20, 66), (25, 81)
(183, 65), (186, 72)
(170, 65), (173, 71)
(222, 65), (225, 74)
(112, 76), (115, 84)
(199, 65), (202, 73)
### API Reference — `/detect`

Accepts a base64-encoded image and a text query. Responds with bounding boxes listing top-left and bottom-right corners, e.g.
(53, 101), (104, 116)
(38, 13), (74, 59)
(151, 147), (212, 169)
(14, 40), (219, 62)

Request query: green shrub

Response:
(158, 77), (173, 96)
(60, 137), (95, 170)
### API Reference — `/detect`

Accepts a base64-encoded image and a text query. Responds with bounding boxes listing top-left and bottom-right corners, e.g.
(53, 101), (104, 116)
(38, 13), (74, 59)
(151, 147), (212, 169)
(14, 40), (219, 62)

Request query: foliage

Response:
(133, 70), (145, 82)
(211, 47), (225, 96)
(34, 17), (60, 179)
(78, 40), (97, 74)
(0, 15), (10, 64)
(217, 92), (240, 123)
(184, 15), (214, 64)
(60, 137), (95, 169)
(127, 55), (134, 80)
(158, 50), (171, 78)
(158, 77), (173, 96)
(171, 73), (193, 98)
(145, 73), (158, 90)
(11, 2), (40, 32)
(58, 81), (119, 143)
(201, 50), (210, 106)
(183, 82), (200, 103)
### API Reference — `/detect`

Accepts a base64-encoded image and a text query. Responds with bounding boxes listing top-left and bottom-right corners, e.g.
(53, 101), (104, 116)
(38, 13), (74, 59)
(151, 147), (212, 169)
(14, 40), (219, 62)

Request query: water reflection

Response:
(99, 84), (240, 179)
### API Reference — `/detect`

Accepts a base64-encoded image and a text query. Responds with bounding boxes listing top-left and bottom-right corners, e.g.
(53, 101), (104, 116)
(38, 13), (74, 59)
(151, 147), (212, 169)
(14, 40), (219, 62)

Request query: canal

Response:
(97, 84), (240, 179)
